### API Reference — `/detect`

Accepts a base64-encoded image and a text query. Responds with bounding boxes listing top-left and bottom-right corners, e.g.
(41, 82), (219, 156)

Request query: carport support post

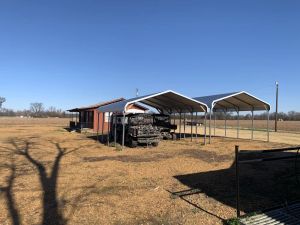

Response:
(190, 112), (193, 141)
(204, 112), (207, 145)
(101, 112), (105, 143)
(195, 112), (198, 139)
(237, 110), (240, 139)
(173, 113), (176, 133)
(122, 113), (125, 148)
(225, 110), (227, 137)
(209, 108), (212, 144)
(86, 112), (88, 129)
(184, 113), (186, 138)
(107, 113), (110, 146)
(251, 110), (254, 140)
(114, 114), (117, 146)
(267, 110), (270, 142)
(179, 112), (182, 139)
(97, 112), (100, 142)
(214, 111), (216, 136)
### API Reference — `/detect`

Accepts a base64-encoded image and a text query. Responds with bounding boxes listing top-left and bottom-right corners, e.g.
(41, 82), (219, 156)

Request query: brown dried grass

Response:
(0, 118), (299, 225)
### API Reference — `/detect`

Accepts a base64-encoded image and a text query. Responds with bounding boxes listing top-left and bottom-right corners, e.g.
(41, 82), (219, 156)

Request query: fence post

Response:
(235, 145), (240, 218)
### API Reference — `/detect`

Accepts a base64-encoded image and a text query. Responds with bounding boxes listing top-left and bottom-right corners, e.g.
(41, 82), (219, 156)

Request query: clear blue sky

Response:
(0, 1), (299, 112)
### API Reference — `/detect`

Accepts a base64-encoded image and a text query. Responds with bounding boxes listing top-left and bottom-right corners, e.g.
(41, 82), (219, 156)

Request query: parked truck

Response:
(152, 114), (177, 140)
(114, 113), (161, 147)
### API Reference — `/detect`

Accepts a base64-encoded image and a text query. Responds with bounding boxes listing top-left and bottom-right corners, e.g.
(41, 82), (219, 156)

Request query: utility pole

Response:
(275, 81), (279, 132)
(136, 88), (139, 97)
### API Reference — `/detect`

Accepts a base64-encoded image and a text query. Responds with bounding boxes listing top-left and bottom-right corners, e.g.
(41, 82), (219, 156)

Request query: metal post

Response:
(101, 112), (105, 143)
(190, 112), (193, 141)
(237, 110), (240, 139)
(107, 112), (110, 146)
(209, 108), (212, 144)
(97, 112), (100, 142)
(179, 112), (182, 139)
(267, 110), (270, 142)
(122, 113), (125, 148)
(78, 112), (81, 129)
(225, 110), (227, 137)
(251, 110), (254, 140)
(204, 112), (207, 145)
(195, 112), (198, 139)
(85, 112), (88, 129)
(184, 113), (186, 138)
(214, 111), (216, 136)
(114, 114), (117, 146)
(235, 145), (240, 218)
(275, 81), (279, 132)
(173, 113), (176, 133)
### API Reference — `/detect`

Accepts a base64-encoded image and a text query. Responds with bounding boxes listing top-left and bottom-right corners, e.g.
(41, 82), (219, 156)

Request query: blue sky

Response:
(0, 1), (299, 112)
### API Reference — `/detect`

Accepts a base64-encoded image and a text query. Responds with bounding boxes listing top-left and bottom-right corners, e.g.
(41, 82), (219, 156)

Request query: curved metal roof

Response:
(98, 90), (208, 113)
(194, 91), (271, 112)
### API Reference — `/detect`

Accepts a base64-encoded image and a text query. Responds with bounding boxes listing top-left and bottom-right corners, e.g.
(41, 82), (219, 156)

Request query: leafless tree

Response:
(0, 96), (6, 108)
(30, 103), (44, 117)
(48, 106), (57, 113)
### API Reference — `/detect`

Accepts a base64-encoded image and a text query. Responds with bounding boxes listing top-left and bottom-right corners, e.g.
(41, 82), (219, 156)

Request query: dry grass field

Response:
(212, 119), (300, 133)
(0, 117), (300, 225)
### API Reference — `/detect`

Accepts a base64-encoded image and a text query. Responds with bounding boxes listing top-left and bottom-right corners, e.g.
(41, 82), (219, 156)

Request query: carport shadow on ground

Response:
(170, 151), (300, 221)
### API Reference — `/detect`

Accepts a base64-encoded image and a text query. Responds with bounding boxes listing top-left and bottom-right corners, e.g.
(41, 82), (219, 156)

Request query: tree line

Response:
(0, 98), (70, 118)
(176, 111), (300, 121)
(212, 111), (300, 121)
(1, 96), (300, 120)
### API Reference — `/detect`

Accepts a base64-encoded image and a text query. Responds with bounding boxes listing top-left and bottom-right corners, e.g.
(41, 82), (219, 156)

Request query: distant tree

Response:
(46, 106), (63, 117)
(30, 103), (44, 117)
(0, 97), (6, 109)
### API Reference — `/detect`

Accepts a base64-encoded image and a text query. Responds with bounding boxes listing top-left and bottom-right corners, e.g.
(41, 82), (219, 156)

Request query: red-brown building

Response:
(68, 98), (148, 133)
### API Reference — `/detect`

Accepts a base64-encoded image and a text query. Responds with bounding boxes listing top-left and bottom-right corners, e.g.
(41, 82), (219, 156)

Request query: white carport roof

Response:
(193, 91), (271, 112)
(98, 90), (208, 114)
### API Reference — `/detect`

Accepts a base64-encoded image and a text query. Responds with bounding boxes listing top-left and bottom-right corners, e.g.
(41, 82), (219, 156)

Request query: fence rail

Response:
(235, 145), (300, 218)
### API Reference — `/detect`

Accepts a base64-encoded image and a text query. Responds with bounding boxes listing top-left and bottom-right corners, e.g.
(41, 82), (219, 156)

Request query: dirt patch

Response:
(83, 152), (172, 163)
(180, 149), (232, 162)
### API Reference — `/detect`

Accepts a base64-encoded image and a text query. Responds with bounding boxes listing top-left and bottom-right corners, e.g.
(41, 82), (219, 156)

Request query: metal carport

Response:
(98, 90), (208, 148)
(193, 91), (271, 143)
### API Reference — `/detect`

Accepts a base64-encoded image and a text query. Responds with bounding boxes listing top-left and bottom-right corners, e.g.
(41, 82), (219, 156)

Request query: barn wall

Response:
(79, 104), (146, 133)
(93, 110), (109, 133)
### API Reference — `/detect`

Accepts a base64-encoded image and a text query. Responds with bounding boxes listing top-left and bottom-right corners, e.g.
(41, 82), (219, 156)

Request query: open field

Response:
(175, 125), (300, 146)
(211, 119), (300, 133)
(0, 118), (300, 225)
(173, 119), (300, 133)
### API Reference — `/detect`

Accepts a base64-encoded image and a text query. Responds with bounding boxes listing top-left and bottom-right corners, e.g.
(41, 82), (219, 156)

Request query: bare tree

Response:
(0, 96), (6, 108)
(48, 106), (57, 113)
(47, 106), (59, 117)
(30, 103), (44, 117)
